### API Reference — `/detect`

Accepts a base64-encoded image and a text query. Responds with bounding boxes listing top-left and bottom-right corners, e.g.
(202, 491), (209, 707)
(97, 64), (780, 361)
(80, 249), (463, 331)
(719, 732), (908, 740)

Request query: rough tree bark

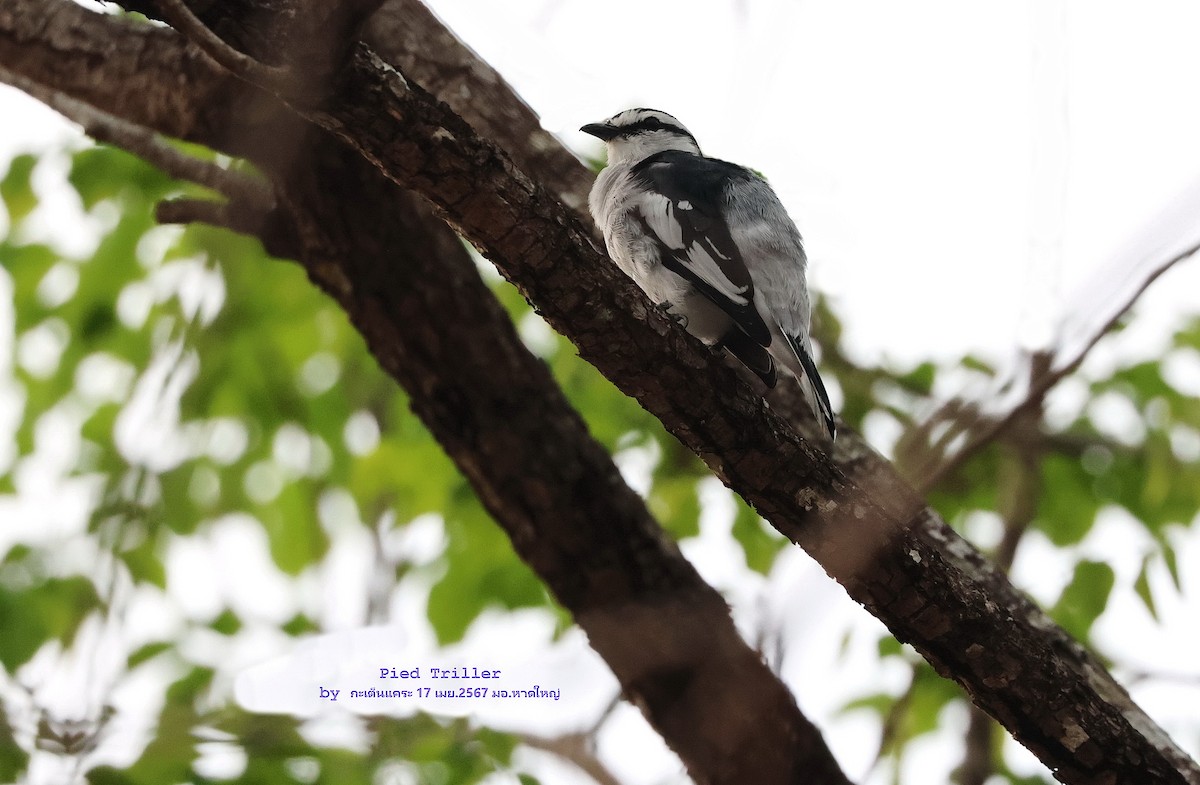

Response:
(2, 2), (1198, 784)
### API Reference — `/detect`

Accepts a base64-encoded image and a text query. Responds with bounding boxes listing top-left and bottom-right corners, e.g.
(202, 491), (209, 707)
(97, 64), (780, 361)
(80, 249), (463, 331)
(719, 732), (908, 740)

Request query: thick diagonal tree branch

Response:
(2, 3), (1199, 783)
(360, 0), (597, 217)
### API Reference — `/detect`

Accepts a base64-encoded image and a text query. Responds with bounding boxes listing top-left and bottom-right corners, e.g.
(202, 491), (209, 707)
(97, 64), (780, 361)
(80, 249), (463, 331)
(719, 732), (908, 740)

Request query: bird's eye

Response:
(624, 117), (670, 136)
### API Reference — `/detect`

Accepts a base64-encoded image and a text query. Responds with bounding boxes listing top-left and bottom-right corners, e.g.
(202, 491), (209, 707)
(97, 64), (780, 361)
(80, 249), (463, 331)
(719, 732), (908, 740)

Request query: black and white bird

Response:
(582, 108), (836, 439)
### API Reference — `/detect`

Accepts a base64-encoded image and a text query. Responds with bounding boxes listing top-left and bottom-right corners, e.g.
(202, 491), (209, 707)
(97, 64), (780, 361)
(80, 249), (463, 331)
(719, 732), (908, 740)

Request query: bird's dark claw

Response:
(656, 301), (688, 328)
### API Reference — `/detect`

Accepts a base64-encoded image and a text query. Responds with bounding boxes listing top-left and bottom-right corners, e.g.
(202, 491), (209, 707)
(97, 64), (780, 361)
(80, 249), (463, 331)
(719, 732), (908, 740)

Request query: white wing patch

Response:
(640, 192), (684, 247)
(636, 192), (751, 306)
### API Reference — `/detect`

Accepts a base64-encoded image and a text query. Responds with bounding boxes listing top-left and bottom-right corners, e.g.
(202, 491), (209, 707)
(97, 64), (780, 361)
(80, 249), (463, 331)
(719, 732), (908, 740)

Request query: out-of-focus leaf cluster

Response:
(0, 146), (542, 784)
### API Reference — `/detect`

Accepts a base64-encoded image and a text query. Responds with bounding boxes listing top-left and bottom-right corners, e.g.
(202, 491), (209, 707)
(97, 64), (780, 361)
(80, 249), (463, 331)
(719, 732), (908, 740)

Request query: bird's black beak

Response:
(580, 122), (619, 141)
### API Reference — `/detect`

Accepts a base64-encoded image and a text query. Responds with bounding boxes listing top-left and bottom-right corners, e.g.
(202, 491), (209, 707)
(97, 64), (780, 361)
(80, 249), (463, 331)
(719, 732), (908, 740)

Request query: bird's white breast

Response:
(589, 164), (698, 312)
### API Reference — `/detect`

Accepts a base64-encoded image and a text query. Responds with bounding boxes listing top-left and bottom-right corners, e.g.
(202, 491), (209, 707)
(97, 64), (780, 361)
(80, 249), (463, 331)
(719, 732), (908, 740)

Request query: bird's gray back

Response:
(724, 176), (812, 338)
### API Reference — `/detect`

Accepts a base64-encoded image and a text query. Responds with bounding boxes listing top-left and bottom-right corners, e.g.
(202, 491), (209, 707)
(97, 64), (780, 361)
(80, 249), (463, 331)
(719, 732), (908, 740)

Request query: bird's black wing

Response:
(783, 332), (837, 438)
(629, 151), (772, 347)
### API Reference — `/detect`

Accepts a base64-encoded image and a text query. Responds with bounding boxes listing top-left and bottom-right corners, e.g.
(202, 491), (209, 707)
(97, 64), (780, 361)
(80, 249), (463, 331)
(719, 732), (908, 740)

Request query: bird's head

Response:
(581, 108), (701, 164)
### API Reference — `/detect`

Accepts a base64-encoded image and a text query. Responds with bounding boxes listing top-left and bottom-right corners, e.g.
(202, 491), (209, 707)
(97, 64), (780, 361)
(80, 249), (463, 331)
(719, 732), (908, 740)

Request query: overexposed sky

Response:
(427, 0), (1200, 371)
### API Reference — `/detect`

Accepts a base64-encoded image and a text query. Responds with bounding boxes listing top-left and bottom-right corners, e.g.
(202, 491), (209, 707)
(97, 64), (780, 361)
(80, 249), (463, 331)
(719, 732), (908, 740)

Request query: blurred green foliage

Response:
(0, 145), (545, 784)
(1, 138), (1198, 785)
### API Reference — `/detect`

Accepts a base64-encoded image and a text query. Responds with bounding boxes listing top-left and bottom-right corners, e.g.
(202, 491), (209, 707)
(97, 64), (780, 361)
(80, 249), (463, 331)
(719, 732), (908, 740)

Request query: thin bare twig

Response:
(154, 197), (266, 234)
(519, 731), (625, 785)
(586, 692), (623, 737)
(914, 238), (1200, 494)
(0, 65), (274, 213)
(863, 672), (916, 778)
(153, 0), (291, 87)
(512, 692), (627, 785)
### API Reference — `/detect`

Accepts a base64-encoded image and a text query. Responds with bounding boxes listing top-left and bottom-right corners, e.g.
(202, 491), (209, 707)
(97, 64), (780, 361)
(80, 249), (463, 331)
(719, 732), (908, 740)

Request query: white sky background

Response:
(2, 1), (1200, 784)
(428, 0), (1200, 370)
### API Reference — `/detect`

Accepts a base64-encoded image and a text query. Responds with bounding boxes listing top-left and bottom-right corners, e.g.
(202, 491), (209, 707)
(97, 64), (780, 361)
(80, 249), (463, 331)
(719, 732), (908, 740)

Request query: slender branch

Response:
(154, 197), (235, 228)
(0, 65), (274, 212)
(912, 239), (1200, 494)
(956, 714), (995, 785)
(155, 197), (278, 241)
(151, 0), (290, 87)
(519, 732), (625, 785)
(586, 693), (623, 737)
(867, 672), (916, 777)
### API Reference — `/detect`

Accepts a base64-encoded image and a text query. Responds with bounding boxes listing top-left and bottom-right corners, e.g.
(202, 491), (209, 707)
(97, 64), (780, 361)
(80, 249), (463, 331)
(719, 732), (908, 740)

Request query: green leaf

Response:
(902, 665), (960, 742)
(840, 691), (894, 718)
(69, 145), (175, 210)
(157, 465), (204, 536)
(926, 442), (1002, 528)
(237, 758), (306, 785)
(216, 710), (309, 759)
(127, 641), (172, 669)
(118, 533), (167, 588)
(260, 482), (328, 575)
(1111, 361), (1173, 407)
(93, 668), (210, 785)
(646, 439), (708, 539)
(1051, 560), (1115, 641)
(368, 715), (520, 784)
(1, 545), (32, 566)
(1133, 555), (1158, 622)
(647, 474), (701, 539)
(427, 503), (546, 644)
(314, 748), (372, 785)
(86, 767), (136, 785)
(0, 575), (102, 669)
(81, 402), (122, 448)
(1, 153), (38, 223)
(877, 635), (904, 659)
(350, 436), (451, 519)
(960, 355), (995, 375)
(281, 613), (321, 636)
(1092, 434), (1200, 536)
(4, 242), (59, 331)
(211, 608), (243, 635)
(1036, 454), (1099, 546)
(0, 706), (29, 783)
(896, 361), (936, 396)
(1162, 539), (1182, 592)
(730, 499), (786, 575)
(165, 665), (214, 703)
(845, 663), (962, 762)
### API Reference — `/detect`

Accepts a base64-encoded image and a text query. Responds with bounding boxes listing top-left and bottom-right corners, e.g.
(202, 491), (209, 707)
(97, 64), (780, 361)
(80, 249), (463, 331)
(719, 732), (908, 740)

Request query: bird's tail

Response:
(720, 328), (778, 388)
(782, 332), (836, 440)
